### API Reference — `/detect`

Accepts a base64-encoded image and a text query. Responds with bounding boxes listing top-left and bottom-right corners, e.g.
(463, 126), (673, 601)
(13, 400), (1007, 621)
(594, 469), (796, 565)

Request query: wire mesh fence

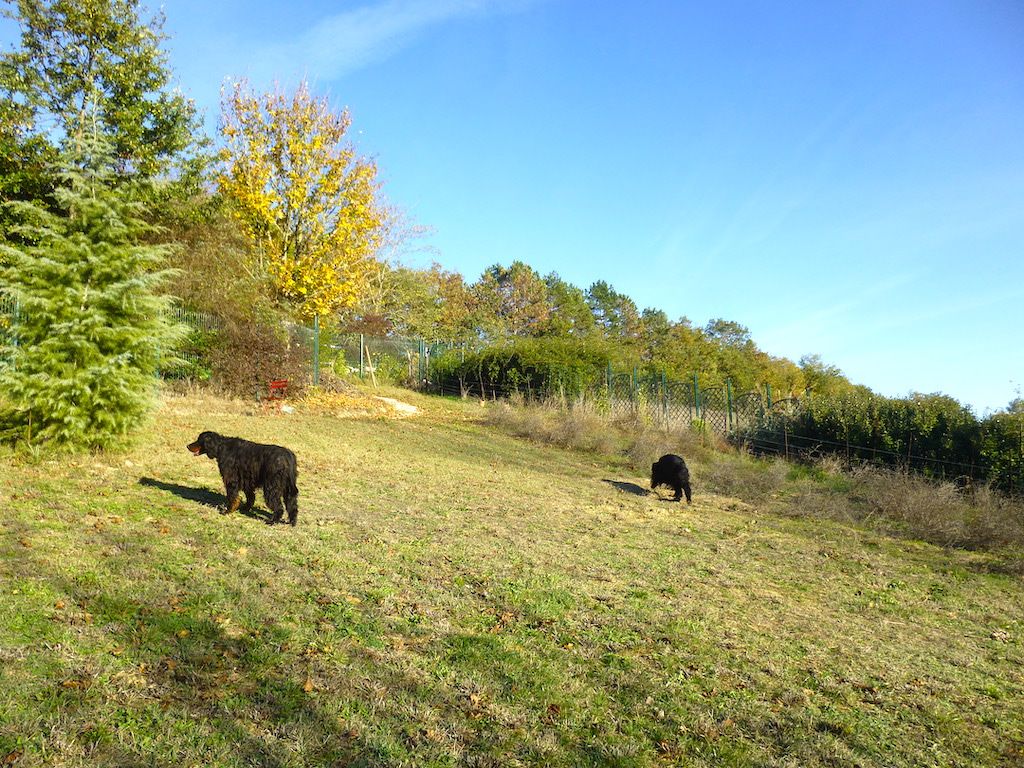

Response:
(161, 305), (220, 379)
(3, 297), (1021, 493)
(326, 333), (431, 386)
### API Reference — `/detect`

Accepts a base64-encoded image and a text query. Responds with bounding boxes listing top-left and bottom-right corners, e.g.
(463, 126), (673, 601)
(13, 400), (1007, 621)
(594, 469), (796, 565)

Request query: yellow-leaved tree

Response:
(218, 79), (385, 320)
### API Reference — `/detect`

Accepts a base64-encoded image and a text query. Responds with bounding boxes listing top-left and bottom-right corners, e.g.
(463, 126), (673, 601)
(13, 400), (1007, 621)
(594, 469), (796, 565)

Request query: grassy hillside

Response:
(1, 388), (1021, 767)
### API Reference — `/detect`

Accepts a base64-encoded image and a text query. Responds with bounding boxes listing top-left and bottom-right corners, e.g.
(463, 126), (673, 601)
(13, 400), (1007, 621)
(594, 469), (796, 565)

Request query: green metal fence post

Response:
(765, 383), (773, 409)
(693, 373), (701, 424)
(662, 370), (668, 427)
(726, 378), (733, 431)
(359, 333), (365, 380)
(632, 366), (638, 414)
(312, 315), (320, 387)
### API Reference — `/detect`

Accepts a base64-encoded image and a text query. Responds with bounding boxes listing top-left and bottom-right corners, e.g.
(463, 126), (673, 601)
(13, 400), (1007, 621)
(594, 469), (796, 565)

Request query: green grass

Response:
(1, 388), (1022, 766)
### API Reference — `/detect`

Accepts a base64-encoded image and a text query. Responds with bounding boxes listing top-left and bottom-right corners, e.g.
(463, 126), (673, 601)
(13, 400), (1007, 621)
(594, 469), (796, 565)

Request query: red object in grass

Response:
(268, 379), (288, 400)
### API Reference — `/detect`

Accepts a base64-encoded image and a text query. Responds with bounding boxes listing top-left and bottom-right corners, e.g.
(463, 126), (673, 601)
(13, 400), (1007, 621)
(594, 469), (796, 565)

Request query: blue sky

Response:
(6, 1), (1023, 413)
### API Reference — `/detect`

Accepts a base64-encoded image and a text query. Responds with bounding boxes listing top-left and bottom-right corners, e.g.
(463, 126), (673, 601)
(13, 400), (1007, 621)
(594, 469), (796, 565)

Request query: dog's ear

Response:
(202, 432), (222, 459)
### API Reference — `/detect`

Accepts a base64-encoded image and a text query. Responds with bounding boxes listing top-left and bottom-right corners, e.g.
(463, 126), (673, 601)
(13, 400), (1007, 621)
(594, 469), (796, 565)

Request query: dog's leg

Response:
(224, 484), (241, 515)
(241, 488), (256, 513)
(683, 482), (692, 504)
(266, 500), (285, 525)
(264, 484), (285, 525)
(285, 491), (298, 527)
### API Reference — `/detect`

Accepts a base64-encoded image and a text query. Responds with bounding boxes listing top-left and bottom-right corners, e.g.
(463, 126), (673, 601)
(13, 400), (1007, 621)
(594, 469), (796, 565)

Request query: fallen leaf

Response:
(303, 676), (315, 693)
(176, 629), (190, 639)
(54, 600), (66, 610)
(2, 749), (23, 764)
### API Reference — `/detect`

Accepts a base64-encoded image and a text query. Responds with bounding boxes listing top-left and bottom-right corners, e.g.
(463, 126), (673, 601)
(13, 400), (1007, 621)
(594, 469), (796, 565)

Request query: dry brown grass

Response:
(484, 397), (619, 455)
(298, 389), (407, 419)
(486, 397), (1024, 557)
(843, 467), (1024, 551)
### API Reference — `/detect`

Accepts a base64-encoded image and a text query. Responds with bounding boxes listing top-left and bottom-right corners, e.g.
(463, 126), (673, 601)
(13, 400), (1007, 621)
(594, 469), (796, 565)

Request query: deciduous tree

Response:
(218, 79), (385, 321)
(473, 261), (550, 338)
(1, 0), (201, 182)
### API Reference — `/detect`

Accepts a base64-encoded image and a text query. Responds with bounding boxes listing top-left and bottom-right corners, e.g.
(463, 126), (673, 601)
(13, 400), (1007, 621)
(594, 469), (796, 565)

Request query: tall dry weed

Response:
(485, 398), (618, 454)
(847, 467), (1024, 549)
(485, 396), (1024, 554)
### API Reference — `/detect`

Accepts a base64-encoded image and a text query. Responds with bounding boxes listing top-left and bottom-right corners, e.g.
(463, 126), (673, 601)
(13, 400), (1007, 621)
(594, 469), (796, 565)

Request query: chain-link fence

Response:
(325, 333), (432, 386)
(6, 298), (1020, 493)
(605, 369), (779, 436)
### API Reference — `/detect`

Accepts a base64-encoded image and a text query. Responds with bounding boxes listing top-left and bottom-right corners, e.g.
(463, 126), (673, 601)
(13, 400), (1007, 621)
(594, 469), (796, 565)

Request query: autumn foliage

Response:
(218, 79), (385, 320)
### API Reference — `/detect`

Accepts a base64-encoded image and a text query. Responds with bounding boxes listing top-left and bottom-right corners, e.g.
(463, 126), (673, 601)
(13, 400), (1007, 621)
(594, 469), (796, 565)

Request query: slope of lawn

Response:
(0, 388), (1021, 767)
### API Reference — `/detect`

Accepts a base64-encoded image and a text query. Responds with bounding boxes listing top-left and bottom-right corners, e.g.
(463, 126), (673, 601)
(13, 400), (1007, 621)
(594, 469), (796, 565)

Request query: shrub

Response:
(432, 337), (612, 400)
(209, 318), (308, 399)
(370, 353), (408, 387)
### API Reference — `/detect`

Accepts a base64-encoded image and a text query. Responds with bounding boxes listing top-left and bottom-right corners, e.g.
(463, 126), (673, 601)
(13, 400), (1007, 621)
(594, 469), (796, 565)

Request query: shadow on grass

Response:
(4, 539), (399, 767)
(602, 479), (650, 497)
(138, 477), (268, 523)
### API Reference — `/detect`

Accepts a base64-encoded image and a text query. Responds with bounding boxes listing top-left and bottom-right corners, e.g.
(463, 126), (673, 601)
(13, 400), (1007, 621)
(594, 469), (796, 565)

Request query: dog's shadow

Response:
(602, 479), (650, 497)
(602, 479), (681, 503)
(138, 477), (269, 522)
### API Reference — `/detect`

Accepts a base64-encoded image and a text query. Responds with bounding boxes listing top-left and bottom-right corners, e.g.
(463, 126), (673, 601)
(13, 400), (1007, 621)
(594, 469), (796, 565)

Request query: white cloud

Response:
(252, 0), (525, 83)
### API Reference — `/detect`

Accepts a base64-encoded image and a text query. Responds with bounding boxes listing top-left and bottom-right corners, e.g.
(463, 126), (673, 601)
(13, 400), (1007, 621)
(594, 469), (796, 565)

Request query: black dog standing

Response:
(650, 454), (692, 504)
(188, 431), (300, 526)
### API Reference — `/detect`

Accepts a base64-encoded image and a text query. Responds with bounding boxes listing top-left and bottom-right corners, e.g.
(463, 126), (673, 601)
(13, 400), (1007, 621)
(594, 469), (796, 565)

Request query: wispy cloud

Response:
(249, 0), (527, 84)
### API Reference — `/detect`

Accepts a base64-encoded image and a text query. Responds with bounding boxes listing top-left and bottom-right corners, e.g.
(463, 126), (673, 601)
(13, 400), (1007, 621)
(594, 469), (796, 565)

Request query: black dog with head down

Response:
(650, 453), (692, 503)
(187, 431), (299, 526)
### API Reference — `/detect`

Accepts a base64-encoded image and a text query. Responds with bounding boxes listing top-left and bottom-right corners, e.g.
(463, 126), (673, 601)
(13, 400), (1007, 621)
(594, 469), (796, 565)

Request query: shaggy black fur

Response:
(187, 431), (299, 526)
(650, 453), (692, 503)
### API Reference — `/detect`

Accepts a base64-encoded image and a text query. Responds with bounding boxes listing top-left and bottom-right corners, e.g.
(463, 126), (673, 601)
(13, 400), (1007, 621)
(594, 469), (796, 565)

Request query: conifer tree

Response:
(0, 134), (181, 449)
